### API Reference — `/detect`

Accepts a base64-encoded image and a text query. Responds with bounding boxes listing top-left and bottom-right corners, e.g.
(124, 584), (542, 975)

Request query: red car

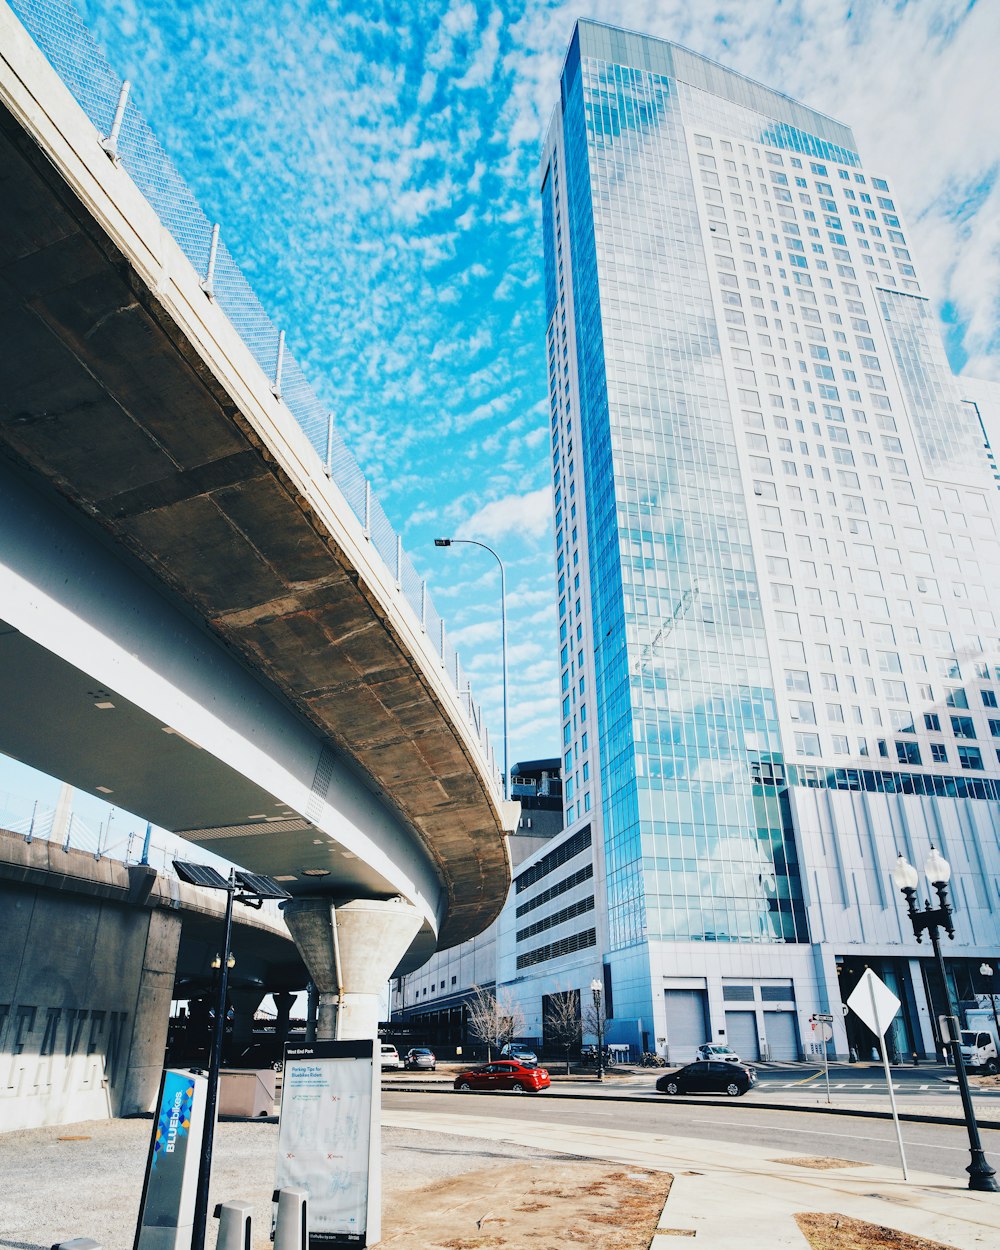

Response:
(453, 1060), (551, 1093)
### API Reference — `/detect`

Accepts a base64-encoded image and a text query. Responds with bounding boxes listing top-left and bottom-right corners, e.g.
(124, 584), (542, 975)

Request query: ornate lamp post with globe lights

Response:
(892, 848), (998, 1191)
(590, 979), (605, 1082)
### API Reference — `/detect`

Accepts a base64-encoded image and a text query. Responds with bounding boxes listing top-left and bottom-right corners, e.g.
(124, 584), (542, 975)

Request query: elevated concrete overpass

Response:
(0, 0), (514, 1046)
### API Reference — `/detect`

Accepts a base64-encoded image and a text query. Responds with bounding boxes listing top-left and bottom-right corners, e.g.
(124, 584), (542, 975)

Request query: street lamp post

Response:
(981, 963), (1000, 1049)
(892, 849), (998, 1192)
(434, 537), (509, 799)
(590, 979), (604, 1082)
(172, 861), (292, 1250)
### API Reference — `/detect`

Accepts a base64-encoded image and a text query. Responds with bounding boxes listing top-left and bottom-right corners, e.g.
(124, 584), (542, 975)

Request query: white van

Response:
(959, 1030), (998, 1073)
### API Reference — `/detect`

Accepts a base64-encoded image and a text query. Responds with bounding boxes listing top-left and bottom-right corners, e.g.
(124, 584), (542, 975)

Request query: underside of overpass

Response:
(0, 3), (513, 992)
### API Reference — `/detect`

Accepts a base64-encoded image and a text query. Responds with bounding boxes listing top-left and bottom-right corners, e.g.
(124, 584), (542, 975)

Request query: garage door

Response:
(663, 989), (708, 1063)
(764, 1011), (800, 1061)
(724, 1010), (760, 1061)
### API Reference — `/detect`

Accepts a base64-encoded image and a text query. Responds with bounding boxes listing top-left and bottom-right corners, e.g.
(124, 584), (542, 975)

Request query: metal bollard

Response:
(273, 1187), (309, 1250)
(51, 1240), (102, 1250)
(213, 1199), (253, 1250)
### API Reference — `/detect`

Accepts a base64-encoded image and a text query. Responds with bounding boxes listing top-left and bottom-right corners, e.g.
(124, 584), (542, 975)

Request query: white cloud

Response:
(460, 486), (553, 542)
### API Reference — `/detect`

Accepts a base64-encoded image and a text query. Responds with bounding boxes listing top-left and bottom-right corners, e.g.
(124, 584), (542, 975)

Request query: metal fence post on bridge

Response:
(395, 535), (402, 590)
(26, 799), (37, 844)
(325, 414), (333, 477)
(99, 78), (130, 163)
(420, 579), (426, 631)
(363, 479), (371, 539)
(201, 222), (220, 299)
(271, 329), (285, 400)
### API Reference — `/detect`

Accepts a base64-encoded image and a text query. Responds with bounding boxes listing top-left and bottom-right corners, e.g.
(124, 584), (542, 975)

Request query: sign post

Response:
(275, 1040), (379, 1247)
(847, 969), (907, 1180)
(133, 1068), (208, 1250)
(810, 1014), (834, 1104)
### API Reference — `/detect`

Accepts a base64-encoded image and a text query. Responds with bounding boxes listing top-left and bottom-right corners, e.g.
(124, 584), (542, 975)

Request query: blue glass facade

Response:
(555, 31), (805, 958)
(534, 20), (1000, 1060)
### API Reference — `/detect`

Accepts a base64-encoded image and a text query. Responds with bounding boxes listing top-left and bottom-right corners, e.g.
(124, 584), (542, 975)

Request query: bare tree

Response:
(464, 985), (526, 1061)
(544, 988), (581, 1074)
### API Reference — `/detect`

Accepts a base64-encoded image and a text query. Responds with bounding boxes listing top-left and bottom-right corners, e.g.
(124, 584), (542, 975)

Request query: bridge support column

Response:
(273, 990), (296, 1049)
(229, 987), (266, 1054)
(282, 898), (422, 1041)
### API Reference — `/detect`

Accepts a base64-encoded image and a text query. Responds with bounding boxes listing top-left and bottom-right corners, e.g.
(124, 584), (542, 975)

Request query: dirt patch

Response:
(381, 1160), (671, 1249)
(774, 1157), (868, 1170)
(795, 1212), (960, 1250)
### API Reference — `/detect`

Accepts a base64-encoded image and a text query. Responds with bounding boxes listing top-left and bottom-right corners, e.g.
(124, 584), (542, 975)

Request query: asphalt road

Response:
(383, 1087), (1000, 1182)
(752, 1063), (984, 1098)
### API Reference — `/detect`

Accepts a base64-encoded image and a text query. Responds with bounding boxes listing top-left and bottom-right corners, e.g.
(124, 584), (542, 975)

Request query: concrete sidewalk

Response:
(385, 1106), (1000, 1248)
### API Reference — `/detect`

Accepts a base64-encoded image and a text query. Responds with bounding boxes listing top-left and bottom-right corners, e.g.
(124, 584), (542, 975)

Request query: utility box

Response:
(219, 1068), (276, 1118)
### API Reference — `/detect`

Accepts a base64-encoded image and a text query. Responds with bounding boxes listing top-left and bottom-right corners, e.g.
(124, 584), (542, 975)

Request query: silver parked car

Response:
(500, 1043), (537, 1067)
(404, 1047), (437, 1071)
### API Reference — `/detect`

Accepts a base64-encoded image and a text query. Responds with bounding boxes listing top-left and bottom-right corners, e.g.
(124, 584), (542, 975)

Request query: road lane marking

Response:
(789, 1070), (824, 1087)
(686, 1117), (972, 1151)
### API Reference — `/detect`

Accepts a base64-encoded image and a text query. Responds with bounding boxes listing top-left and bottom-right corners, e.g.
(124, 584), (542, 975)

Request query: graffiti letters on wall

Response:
(0, 1001), (130, 1098)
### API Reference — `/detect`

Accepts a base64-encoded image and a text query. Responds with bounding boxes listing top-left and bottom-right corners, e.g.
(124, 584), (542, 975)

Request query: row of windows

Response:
(515, 863), (594, 918)
(773, 763), (1000, 800)
(516, 894), (595, 943)
(514, 824), (592, 893)
(517, 926), (597, 971)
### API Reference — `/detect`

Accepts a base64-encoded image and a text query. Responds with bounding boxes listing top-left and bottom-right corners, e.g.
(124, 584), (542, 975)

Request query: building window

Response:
(983, 690), (999, 708)
(951, 716), (976, 739)
(924, 713), (941, 732)
(930, 743), (947, 763)
(958, 745), (984, 771)
(896, 741), (921, 766)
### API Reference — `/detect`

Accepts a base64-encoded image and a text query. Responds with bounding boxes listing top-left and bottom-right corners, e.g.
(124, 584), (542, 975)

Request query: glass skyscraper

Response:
(526, 19), (1000, 1062)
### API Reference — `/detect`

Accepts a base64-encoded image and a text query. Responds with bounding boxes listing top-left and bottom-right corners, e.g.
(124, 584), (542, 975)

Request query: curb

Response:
(383, 1081), (1000, 1131)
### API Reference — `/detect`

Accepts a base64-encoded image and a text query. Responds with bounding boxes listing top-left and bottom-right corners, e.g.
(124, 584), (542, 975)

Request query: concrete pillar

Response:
(282, 898), (422, 1040)
(229, 986), (266, 1053)
(120, 908), (182, 1115)
(273, 990), (296, 1048)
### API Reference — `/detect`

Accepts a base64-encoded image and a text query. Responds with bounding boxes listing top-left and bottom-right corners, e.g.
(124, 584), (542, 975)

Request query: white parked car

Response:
(696, 1043), (741, 1064)
(380, 1044), (401, 1069)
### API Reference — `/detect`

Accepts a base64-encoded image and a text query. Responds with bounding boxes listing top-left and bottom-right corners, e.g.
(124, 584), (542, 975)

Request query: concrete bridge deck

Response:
(0, 0), (513, 976)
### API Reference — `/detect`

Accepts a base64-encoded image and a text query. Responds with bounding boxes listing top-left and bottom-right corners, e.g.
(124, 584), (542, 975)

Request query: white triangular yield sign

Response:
(846, 968), (901, 1037)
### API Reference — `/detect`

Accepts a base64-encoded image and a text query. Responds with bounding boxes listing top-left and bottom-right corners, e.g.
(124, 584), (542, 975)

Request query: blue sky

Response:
(3, 0), (999, 845)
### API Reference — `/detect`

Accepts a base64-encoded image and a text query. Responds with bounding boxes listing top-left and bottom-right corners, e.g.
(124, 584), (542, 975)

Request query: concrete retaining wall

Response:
(0, 880), (180, 1130)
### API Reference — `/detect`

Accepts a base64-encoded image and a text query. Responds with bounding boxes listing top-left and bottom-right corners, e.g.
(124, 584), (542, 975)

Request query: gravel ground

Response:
(0, 1116), (565, 1250)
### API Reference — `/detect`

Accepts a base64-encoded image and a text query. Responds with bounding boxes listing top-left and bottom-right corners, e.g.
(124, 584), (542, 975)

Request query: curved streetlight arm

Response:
(435, 537), (508, 799)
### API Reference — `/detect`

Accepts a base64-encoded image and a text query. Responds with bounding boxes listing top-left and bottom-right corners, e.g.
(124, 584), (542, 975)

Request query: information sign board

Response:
(134, 1068), (208, 1250)
(275, 1040), (379, 1248)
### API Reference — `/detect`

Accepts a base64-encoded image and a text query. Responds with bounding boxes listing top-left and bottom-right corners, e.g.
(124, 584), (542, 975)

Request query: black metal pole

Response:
(191, 871), (237, 1249)
(929, 928), (998, 1192)
(594, 989), (604, 1082)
